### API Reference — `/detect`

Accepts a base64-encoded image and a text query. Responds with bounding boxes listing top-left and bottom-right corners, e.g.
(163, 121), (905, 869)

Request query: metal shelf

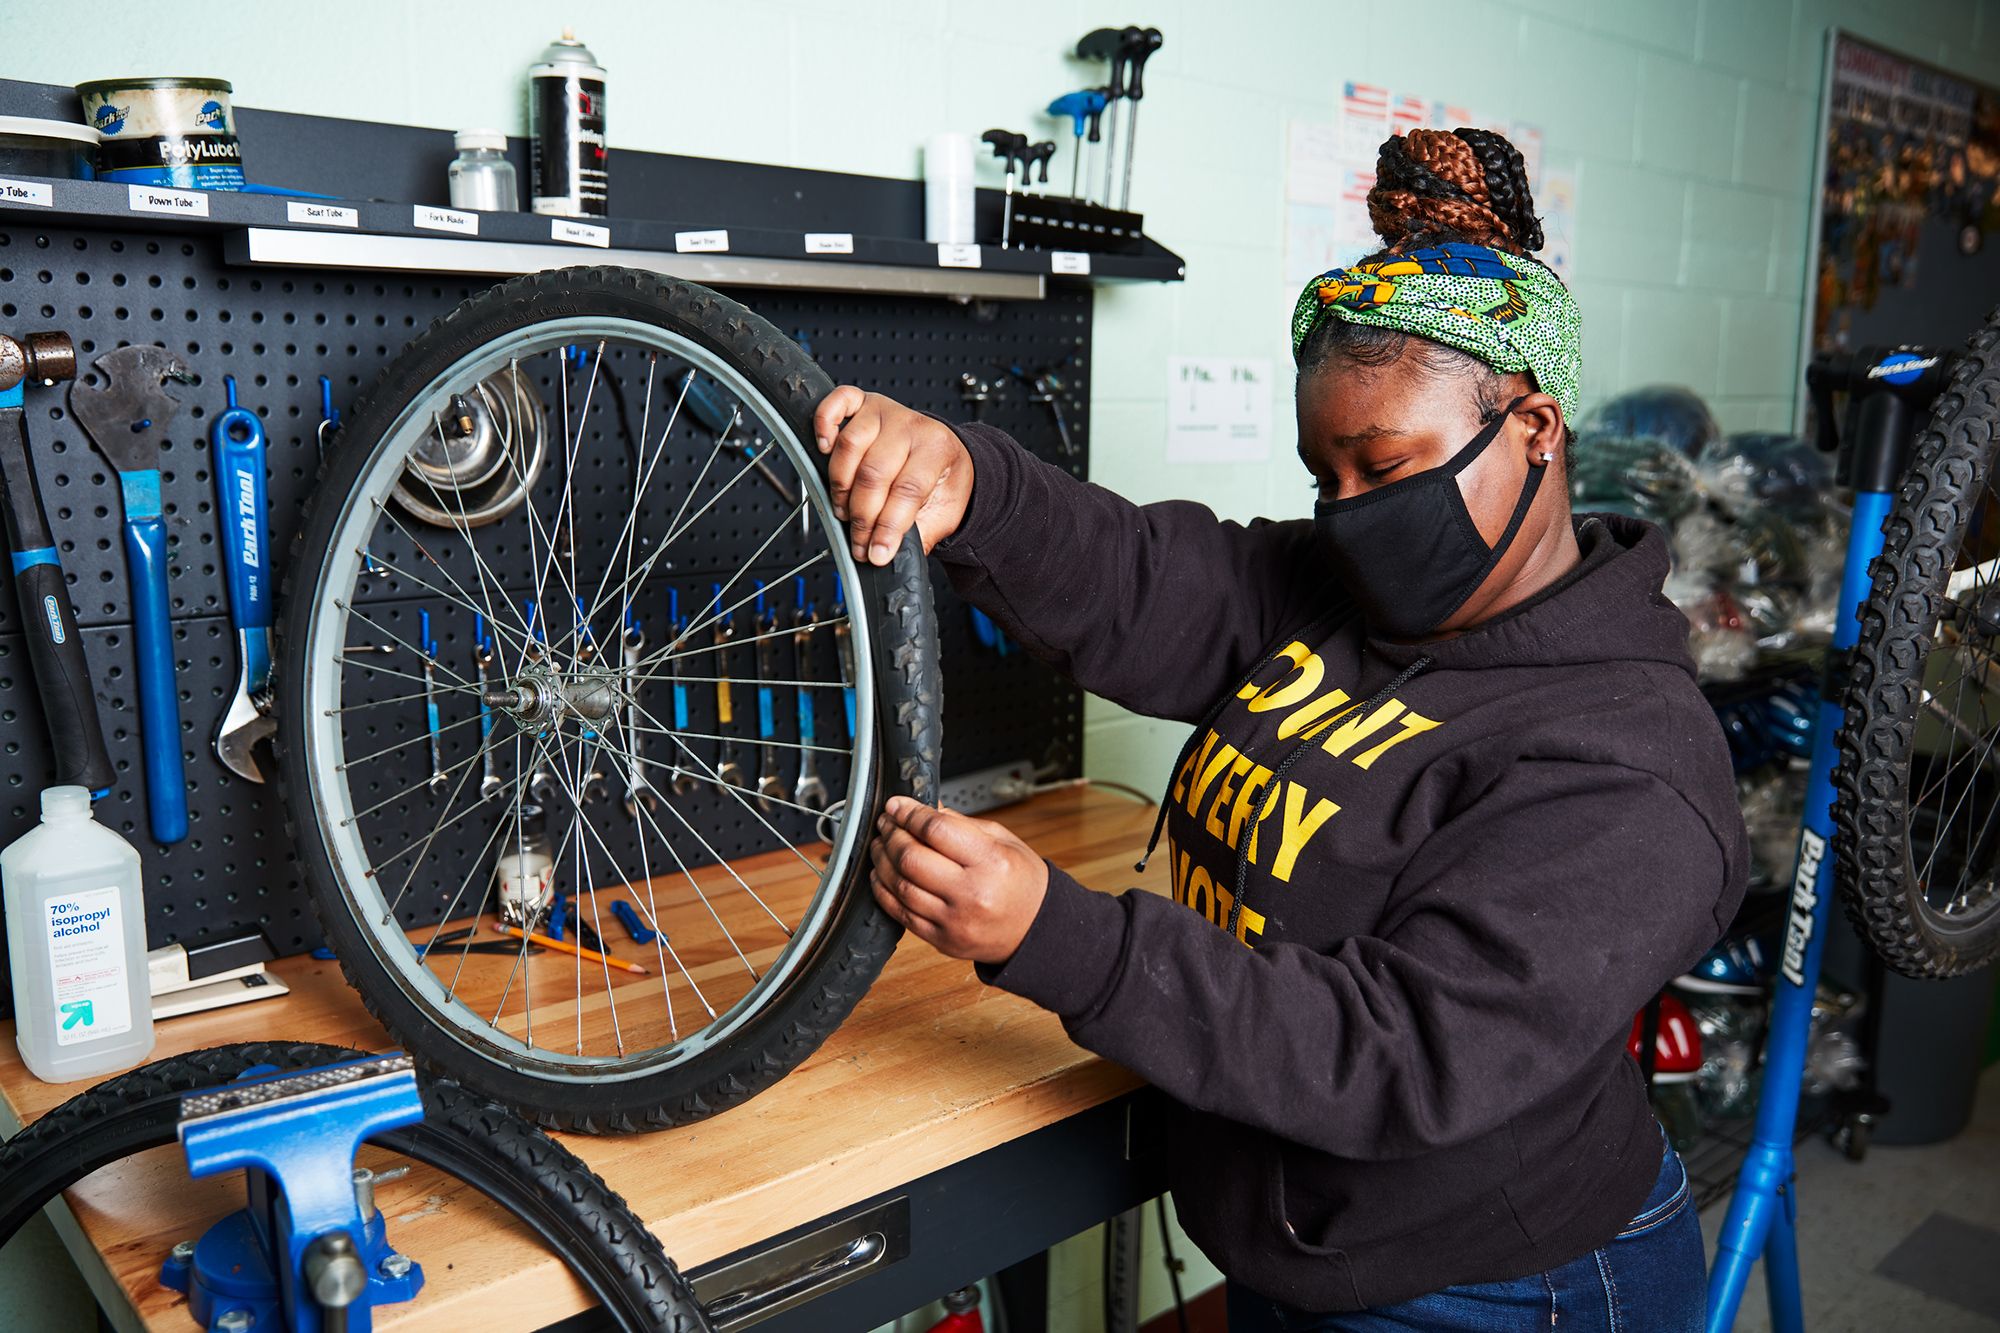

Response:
(0, 174), (1186, 300)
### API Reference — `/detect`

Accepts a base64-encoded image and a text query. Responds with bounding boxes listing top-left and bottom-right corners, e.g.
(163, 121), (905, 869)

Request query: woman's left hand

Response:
(871, 796), (1049, 964)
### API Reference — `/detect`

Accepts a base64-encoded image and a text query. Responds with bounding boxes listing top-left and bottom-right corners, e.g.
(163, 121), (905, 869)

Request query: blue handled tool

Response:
(70, 344), (192, 844)
(667, 589), (693, 796)
(752, 580), (790, 810)
(833, 581), (856, 741)
(210, 376), (277, 783)
(1046, 89), (1108, 199)
(419, 608), (445, 794)
(610, 900), (657, 945)
(0, 331), (114, 796)
(792, 577), (829, 812)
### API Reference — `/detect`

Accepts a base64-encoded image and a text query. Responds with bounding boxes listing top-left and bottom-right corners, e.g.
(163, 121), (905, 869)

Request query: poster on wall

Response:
(1810, 32), (2000, 358)
(1166, 357), (1273, 464)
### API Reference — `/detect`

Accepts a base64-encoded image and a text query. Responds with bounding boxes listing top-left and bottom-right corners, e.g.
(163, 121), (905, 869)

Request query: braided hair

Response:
(1300, 126), (1558, 435)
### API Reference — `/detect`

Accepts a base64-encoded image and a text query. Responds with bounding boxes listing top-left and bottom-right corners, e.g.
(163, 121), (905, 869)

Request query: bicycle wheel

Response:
(275, 267), (941, 1130)
(1835, 305), (2000, 978)
(0, 1043), (707, 1331)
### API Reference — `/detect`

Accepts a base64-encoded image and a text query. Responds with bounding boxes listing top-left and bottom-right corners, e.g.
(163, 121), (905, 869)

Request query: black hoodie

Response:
(933, 423), (1748, 1312)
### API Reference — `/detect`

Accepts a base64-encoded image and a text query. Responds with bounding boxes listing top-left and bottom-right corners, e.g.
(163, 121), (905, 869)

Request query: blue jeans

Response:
(1226, 1134), (1704, 1331)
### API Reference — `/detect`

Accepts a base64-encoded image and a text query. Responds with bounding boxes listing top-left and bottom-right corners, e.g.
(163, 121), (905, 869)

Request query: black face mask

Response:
(1312, 396), (1540, 640)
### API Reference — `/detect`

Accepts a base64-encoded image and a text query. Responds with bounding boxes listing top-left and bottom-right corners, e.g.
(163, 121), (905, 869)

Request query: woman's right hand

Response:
(813, 386), (976, 567)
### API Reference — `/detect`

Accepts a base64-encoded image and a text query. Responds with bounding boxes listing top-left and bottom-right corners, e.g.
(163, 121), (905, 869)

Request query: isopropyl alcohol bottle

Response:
(3, 786), (154, 1082)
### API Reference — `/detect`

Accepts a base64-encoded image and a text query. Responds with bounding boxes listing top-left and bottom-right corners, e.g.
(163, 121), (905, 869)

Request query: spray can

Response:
(528, 29), (607, 217)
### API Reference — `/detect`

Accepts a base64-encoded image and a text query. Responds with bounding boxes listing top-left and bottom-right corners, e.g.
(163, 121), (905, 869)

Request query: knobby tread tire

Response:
(272, 266), (940, 1131)
(0, 1043), (707, 1331)
(1833, 305), (2000, 979)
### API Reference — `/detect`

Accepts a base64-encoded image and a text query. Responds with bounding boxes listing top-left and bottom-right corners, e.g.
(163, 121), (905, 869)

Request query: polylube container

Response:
(3, 786), (154, 1082)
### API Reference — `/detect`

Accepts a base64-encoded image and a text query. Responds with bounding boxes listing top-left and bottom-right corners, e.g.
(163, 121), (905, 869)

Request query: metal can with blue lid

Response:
(74, 77), (245, 191)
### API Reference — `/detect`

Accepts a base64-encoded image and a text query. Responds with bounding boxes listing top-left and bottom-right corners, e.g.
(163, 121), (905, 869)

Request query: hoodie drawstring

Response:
(1225, 654), (1433, 941)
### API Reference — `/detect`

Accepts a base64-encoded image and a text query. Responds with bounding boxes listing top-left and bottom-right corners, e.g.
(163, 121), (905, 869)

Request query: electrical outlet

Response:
(937, 760), (1037, 815)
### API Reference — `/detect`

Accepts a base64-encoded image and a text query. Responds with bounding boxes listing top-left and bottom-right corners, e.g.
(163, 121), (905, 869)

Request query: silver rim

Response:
(300, 316), (877, 1081)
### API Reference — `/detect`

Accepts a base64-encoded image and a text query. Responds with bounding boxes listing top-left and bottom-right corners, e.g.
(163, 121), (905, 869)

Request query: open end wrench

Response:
(419, 608), (446, 794)
(573, 597), (608, 805)
(69, 344), (193, 844)
(832, 581), (857, 742)
(712, 583), (748, 790)
(621, 610), (658, 816)
(473, 613), (500, 801)
(792, 579), (829, 813)
(753, 583), (790, 812)
(667, 589), (693, 796)
(211, 375), (277, 783)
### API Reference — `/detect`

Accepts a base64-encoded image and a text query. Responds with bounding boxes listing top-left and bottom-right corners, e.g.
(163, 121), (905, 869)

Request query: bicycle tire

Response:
(1834, 304), (2000, 978)
(274, 267), (941, 1130)
(0, 1042), (708, 1331)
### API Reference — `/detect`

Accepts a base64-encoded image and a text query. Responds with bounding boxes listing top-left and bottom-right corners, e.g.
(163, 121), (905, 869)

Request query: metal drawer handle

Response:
(705, 1231), (887, 1325)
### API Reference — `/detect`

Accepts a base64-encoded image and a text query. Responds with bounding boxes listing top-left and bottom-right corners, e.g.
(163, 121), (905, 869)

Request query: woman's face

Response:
(1295, 349), (1570, 633)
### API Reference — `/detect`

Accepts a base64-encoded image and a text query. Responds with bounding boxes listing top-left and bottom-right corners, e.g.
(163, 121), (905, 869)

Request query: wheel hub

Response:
(486, 665), (624, 727)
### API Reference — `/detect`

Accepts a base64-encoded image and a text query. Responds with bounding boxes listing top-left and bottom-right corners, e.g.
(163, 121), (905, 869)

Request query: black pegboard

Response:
(0, 219), (1087, 973)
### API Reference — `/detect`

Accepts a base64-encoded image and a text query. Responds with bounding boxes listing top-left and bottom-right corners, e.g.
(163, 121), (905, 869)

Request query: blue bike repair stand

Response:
(157, 1054), (427, 1332)
(1706, 347), (1954, 1331)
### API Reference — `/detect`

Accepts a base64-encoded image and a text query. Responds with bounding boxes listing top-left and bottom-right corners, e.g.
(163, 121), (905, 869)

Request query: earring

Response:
(1539, 451), (1554, 463)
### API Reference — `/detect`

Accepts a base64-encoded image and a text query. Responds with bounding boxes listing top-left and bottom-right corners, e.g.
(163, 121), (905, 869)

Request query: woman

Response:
(816, 127), (1744, 1330)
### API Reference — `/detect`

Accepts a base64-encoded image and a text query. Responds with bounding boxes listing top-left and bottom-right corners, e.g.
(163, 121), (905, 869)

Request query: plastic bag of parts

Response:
(1680, 983), (1864, 1124)
(1738, 765), (1810, 887)
(1682, 587), (1760, 681)
(1698, 433), (1834, 525)
(1570, 433), (1706, 524)
(1577, 385), (1723, 460)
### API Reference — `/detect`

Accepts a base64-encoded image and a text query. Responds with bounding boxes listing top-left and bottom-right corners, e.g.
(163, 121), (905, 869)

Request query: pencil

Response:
(493, 923), (649, 975)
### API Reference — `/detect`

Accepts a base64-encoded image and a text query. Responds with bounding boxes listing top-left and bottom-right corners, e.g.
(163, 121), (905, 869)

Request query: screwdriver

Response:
(1075, 28), (1132, 205)
(1047, 90), (1108, 199)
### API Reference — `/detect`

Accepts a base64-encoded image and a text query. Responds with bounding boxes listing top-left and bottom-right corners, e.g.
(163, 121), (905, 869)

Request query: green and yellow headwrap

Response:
(1290, 243), (1581, 421)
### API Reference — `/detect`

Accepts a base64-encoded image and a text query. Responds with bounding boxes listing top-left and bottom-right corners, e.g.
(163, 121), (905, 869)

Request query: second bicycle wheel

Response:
(275, 267), (940, 1130)
(1836, 304), (2000, 978)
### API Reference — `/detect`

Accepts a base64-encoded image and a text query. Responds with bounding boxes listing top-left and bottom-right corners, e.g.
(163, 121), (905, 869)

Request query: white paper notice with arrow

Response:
(1167, 357), (1272, 464)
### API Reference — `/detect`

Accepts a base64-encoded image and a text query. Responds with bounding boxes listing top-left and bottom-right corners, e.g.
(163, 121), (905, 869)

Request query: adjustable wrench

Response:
(792, 579), (828, 812)
(0, 330), (113, 795)
(70, 345), (192, 844)
(621, 609), (657, 816)
(753, 583), (790, 812)
(210, 376), (277, 783)
(712, 583), (747, 790)
(473, 612), (500, 801)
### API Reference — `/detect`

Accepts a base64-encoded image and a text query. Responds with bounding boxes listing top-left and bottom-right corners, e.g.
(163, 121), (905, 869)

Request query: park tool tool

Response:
(681, 371), (796, 507)
(71, 344), (193, 844)
(1075, 27), (1133, 203)
(211, 376), (277, 784)
(0, 329), (114, 795)
(712, 582), (747, 790)
(621, 606), (658, 817)
(419, 608), (446, 794)
(473, 612), (501, 800)
(1114, 26), (1163, 210)
(792, 577), (829, 813)
(668, 588), (694, 796)
(159, 1053), (426, 1332)
(980, 129), (1030, 248)
(753, 581), (790, 812)
(1047, 89), (1108, 199)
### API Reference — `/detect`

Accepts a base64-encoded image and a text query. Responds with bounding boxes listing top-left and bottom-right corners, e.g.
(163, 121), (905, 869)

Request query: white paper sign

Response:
(414, 205), (479, 236)
(804, 232), (854, 254)
(1285, 120), (1341, 207)
(0, 177), (53, 207)
(286, 200), (357, 228)
(937, 243), (981, 268)
(1051, 250), (1091, 275)
(676, 229), (729, 253)
(127, 184), (208, 218)
(551, 218), (610, 247)
(1540, 166), (1578, 280)
(1167, 358), (1272, 465)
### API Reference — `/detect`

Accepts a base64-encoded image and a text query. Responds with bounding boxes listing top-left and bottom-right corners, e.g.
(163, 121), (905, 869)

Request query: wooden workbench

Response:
(0, 786), (1169, 1331)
